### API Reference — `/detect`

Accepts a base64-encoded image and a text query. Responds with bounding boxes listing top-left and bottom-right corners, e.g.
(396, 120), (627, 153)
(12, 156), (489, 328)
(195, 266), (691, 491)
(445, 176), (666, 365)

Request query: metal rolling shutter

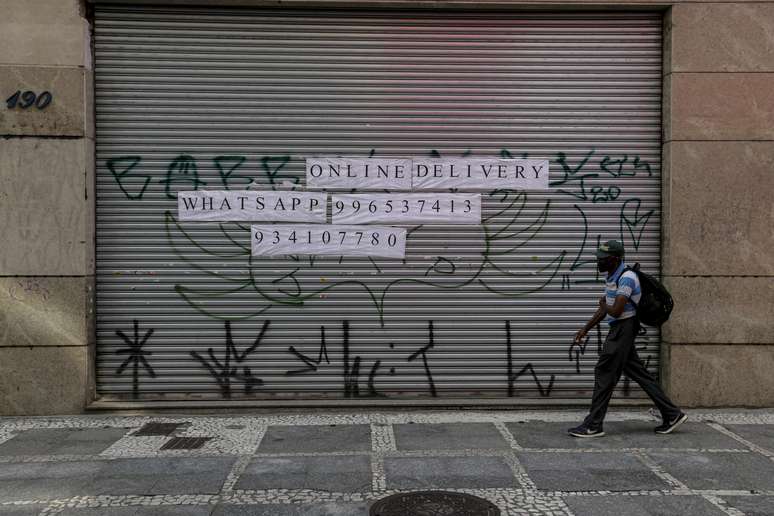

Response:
(94, 6), (663, 403)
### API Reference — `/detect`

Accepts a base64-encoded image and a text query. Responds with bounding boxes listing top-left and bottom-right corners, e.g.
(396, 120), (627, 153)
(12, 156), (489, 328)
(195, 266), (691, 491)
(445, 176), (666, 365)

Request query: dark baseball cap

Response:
(596, 239), (625, 259)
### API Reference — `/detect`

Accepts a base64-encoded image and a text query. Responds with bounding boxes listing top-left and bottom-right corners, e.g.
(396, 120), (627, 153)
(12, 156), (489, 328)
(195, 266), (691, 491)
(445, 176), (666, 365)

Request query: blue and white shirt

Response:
(605, 262), (641, 325)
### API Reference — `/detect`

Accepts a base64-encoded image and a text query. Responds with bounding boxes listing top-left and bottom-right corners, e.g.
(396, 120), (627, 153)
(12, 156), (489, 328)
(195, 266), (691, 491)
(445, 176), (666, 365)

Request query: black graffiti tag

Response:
(407, 321), (438, 397)
(115, 320), (156, 398)
(568, 324), (603, 374)
(341, 321), (386, 398)
(286, 325), (331, 376)
(190, 320), (269, 399)
(506, 321), (556, 397)
(107, 156), (150, 200)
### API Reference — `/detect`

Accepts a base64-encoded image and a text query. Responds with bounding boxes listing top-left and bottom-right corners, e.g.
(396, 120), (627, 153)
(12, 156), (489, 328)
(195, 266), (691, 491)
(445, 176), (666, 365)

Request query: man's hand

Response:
(598, 295), (607, 309)
(574, 328), (588, 344)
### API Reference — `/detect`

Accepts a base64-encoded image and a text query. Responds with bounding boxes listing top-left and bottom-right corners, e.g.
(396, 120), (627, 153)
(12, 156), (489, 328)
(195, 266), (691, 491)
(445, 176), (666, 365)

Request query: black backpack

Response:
(617, 263), (674, 327)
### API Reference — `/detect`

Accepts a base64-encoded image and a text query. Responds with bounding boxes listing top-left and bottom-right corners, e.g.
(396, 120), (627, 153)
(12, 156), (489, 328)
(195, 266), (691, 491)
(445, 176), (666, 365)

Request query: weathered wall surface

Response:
(0, 0), (93, 414)
(662, 3), (774, 406)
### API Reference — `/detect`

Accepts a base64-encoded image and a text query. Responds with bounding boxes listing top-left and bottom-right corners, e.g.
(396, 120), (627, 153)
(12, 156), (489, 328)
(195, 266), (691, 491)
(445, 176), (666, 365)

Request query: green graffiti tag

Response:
(215, 155), (252, 190)
(161, 154), (207, 199)
(601, 154), (653, 178)
(262, 155), (294, 188)
(620, 198), (655, 251)
(549, 149), (597, 201)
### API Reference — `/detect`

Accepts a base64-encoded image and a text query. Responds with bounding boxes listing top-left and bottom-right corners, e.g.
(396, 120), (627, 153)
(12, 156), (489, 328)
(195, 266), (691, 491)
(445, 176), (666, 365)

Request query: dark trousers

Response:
(584, 317), (681, 429)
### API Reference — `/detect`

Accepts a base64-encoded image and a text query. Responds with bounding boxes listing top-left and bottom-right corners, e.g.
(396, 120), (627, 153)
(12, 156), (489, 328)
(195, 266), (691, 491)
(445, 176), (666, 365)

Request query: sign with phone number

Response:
(331, 193), (481, 225)
(251, 225), (407, 258)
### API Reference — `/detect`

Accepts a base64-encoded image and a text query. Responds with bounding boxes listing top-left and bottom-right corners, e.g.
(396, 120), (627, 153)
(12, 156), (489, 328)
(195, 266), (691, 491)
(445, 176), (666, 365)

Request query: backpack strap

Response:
(614, 266), (632, 288)
(615, 265), (638, 308)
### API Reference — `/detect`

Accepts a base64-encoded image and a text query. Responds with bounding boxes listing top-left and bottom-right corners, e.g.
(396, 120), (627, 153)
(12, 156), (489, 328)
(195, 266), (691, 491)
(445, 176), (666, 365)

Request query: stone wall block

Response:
(670, 3), (774, 72)
(663, 7), (673, 75)
(0, 277), (87, 348)
(669, 345), (774, 407)
(671, 73), (774, 141)
(660, 142), (673, 276)
(663, 276), (774, 344)
(0, 138), (87, 275)
(0, 346), (88, 415)
(0, 66), (85, 136)
(85, 137), (96, 276)
(662, 141), (774, 276)
(662, 73), (672, 143)
(0, 0), (88, 67)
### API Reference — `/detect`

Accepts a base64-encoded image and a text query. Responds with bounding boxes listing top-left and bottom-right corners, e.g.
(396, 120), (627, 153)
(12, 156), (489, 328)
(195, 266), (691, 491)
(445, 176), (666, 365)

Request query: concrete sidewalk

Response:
(1, 409), (773, 515)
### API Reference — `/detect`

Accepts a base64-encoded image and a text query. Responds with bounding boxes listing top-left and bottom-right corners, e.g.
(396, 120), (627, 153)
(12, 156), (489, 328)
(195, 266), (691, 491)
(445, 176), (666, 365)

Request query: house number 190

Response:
(6, 90), (53, 110)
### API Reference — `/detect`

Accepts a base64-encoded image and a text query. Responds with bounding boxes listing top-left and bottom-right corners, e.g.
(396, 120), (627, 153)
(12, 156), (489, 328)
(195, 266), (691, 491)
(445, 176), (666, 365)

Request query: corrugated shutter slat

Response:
(95, 6), (662, 402)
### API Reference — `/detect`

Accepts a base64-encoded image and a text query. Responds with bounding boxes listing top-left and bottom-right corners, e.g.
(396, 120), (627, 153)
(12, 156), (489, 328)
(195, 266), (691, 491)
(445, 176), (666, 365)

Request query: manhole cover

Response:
(370, 491), (500, 516)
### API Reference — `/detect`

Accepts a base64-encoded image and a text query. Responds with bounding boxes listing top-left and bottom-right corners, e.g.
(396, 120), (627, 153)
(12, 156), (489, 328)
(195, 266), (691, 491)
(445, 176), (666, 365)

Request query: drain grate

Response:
(370, 491), (500, 516)
(160, 437), (212, 450)
(132, 423), (185, 437)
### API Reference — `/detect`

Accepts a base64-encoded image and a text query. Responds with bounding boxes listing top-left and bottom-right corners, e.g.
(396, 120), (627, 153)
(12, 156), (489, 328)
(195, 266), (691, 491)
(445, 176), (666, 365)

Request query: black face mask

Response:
(597, 256), (616, 273)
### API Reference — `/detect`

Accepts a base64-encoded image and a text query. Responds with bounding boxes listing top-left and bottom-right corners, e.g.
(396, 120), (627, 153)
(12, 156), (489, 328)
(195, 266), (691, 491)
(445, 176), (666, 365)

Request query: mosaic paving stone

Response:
(258, 424), (371, 453)
(58, 507), (212, 515)
(0, 458), (235, 502)
(0, 411), (773, 516)
(647, 451), (774, 490)
(517, 452), (669, 492)
(384, 456), (518, 490)
(0, 461), (101, 502)
(725, 425), (774, 452)
(505, 422), (743, 450)
(211, 503), (370, 515)
(393, 423), (509, 451)
(722, 496), (774, 516)
(563, 495), (728, 516)
(0, 428), (129, 456)
(235, 455), (372, 492)
(0, 505), (45, 516)
(102, 420), (263, 457)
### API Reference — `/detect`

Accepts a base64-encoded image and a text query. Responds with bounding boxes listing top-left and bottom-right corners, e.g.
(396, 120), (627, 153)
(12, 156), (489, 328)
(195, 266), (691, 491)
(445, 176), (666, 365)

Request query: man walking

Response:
(568, 240), (687, 438)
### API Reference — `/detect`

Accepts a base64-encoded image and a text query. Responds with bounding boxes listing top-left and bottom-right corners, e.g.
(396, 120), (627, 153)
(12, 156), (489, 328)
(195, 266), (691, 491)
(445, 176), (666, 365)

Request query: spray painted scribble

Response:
(407, 321), (438, 398)
(115, 320), (157, 398)
(285, 326), (331, 376)
(190, 320), (269, 398)
(107, 156), (149, 200)
(505, 321), (556, 397)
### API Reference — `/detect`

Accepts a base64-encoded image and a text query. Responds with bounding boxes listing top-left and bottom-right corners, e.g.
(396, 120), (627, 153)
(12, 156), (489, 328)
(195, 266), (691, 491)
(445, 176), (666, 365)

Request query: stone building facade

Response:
(0, 0), (771, 415)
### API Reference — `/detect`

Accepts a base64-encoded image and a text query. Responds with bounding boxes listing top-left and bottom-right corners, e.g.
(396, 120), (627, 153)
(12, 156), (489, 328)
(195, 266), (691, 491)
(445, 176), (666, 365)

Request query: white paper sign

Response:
(331, 193), (481, 225)
(413, 159), (549, 190)
(251, 224), (406, 258)
(178, 190), (327, 222)
(306, 157), (549, 191)
(306, 157), (413, 190)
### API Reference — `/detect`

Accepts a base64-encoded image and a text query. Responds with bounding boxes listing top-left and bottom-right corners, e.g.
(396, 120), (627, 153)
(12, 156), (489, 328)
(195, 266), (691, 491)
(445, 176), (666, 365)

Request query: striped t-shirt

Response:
(605, 262), (641, 325)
